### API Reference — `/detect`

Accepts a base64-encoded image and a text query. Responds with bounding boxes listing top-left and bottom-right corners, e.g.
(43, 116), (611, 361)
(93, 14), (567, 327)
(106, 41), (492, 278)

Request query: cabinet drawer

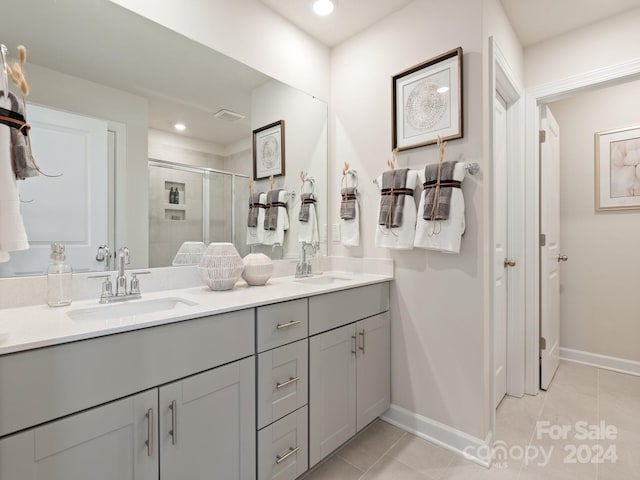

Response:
(258, 407), (308, 480)
(257, 298), (308, 353)
(309, 283), (390, 335)
(257, 340), (308, 429)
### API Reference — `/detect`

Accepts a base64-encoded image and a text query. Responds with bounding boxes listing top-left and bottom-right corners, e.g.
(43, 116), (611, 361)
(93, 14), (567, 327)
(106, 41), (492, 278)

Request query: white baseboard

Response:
(381, 404), (492, 468)
(560, 347), (640, 376)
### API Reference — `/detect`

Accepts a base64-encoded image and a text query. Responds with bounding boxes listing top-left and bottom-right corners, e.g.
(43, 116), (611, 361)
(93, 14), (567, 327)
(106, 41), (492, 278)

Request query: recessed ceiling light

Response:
(313, 0), (335, 16)
(174, 123), (186, 131)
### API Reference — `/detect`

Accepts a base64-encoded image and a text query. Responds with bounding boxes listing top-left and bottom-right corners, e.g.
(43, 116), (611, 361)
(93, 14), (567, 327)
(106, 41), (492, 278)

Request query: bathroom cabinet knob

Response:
(503, 258), (516, 268)
(557, 255), (568, 262)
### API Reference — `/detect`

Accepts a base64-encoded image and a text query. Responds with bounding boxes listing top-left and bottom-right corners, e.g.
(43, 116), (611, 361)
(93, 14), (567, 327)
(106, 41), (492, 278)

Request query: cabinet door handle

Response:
(276, 320), (301, 330)
(276, 376), (300, 390)
(169, 400), (177, 445)
(359, 329), (365, 354)
(351, 334), (357, 356)
(276, 446), (300, 464)
(145, 408), (153, 457)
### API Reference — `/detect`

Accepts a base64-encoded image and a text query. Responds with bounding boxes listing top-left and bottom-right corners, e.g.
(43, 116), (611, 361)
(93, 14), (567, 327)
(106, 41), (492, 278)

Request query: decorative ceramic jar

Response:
(172, 241), (207, 266)
(242, 253), (274, 286)
(197, 243), (244, 291)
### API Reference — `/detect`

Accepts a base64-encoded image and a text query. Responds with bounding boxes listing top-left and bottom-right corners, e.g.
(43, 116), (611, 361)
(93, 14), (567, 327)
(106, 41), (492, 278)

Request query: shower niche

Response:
(149, 161), (250, 267)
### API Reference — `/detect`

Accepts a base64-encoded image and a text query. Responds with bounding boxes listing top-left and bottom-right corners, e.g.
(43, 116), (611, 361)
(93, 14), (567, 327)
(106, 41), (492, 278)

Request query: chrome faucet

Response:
(115, 247), (130, 296)
(295, 242), (316, 278)
(89, 247), (149, 304)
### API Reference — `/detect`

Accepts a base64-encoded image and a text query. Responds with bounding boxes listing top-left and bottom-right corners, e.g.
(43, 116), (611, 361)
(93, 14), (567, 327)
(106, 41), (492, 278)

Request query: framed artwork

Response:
(253, 120), (286, 180)
(595, 125), (640, 211)
(392, 47), (463, 151)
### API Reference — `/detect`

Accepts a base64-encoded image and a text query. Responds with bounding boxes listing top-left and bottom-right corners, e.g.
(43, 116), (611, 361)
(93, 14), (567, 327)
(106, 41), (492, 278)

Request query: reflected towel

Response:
(0, 91), (38, 180)
(247, 192), (263, 228)
(262, 190), (289, 246)
(414, 162), (466, 253)
(247, 192), (267, 245)
(423, 161), (459, 221)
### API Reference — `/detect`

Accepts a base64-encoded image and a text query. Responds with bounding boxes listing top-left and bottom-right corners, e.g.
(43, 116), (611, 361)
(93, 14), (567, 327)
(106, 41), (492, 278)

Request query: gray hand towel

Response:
(247, 192), (263, 228)
(264, 189), (285, 231)
(423, 161), (459, 221)
(7, 91), (38, 180)
(298, 193), (316, 223)
(340, 187), (357, 220)
(378, 168), (410, 228)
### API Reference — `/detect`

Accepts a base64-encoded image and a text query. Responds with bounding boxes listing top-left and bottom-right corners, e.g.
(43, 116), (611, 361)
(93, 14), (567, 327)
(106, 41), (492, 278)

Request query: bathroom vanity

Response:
(0, 273), (391, 480)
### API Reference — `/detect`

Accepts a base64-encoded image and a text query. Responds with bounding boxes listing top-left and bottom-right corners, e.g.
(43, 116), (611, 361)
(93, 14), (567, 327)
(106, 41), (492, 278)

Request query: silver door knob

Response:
(504, 258), (516, 268)
(557, 255), (568, 262)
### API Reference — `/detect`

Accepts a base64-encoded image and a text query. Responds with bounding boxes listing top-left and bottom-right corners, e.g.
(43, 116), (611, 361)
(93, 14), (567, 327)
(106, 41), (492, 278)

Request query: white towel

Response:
(262, 191), (289, 246)
(298, 201), (318, 245)
(341, 200), (360, 247)
(246, 192), (266, 246)
(0, 94), (29, 263)
(374, 170), (418, 250)
(414, 162), (466, 253)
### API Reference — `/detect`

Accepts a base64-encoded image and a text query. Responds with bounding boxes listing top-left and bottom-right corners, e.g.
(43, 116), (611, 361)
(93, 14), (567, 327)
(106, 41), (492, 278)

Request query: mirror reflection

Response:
(0, 0), (327, 278)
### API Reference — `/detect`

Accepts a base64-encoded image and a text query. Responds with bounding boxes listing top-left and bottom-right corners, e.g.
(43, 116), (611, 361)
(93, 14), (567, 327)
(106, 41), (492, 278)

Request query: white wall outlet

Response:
(332, 223), (341, 242)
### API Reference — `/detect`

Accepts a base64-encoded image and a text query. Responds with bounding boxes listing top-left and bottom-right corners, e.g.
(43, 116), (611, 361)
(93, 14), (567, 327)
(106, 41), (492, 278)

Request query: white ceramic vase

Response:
(242, 253), (274, 286)
(197, 243), (244, 291)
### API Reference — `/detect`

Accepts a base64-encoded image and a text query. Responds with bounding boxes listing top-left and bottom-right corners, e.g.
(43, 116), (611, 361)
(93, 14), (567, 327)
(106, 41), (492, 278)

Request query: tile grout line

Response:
(516, 389), (551, 479)
(356, 430), (408, 479)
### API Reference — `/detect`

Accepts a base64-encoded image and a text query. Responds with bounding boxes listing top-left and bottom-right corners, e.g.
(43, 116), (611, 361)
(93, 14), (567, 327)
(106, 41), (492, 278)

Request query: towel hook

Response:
(269, 175), (275, 191)
(0, 44), (8, 97)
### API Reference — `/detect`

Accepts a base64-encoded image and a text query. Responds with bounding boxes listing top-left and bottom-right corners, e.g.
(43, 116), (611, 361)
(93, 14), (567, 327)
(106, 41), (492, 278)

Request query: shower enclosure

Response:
(148, 160), (250, 267)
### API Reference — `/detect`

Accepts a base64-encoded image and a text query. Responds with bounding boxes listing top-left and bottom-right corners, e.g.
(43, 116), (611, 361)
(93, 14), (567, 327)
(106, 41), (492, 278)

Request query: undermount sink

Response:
(294, 274), (352, 285)
(67, 297), (198, 322)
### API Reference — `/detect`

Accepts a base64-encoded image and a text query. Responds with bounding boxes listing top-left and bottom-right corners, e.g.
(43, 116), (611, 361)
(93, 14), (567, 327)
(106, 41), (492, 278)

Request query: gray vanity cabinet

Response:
(159, 356), (255, 480)
(0, 389), (159, 480)
(308, 283), (391, 468)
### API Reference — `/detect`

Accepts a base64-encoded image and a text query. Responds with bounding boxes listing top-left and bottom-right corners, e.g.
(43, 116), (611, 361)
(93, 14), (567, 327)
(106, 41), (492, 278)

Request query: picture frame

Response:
(253, 120), (286, 180)
(595, 125), (640, 211)
(392, 47), (463, 151)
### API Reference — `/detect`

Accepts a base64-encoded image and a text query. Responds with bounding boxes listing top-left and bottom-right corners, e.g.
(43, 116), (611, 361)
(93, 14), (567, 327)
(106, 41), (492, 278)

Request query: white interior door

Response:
(540, 105), (561, 390)
(494, 94), (508, 407)
(7, 104), (108, 275)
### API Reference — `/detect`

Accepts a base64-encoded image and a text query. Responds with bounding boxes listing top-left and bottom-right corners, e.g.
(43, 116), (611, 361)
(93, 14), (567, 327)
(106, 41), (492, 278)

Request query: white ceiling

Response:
(500, 0), (640, 46)
(1, 0), (269, 147)
(261, 0), (640, 48)
(259, 0), (414, 47)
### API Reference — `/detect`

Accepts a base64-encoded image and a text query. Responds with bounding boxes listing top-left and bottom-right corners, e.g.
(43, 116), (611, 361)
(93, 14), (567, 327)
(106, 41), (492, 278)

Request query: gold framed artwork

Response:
(392, 47), (463, 151)
(595, 125), (640, 211)
(253, 120), (285, 180)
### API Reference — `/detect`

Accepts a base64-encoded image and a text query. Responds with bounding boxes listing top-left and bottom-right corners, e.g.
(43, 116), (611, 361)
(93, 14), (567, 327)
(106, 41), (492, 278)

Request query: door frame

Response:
(489, 37), (526, 421)
(523, 58), (640, 394)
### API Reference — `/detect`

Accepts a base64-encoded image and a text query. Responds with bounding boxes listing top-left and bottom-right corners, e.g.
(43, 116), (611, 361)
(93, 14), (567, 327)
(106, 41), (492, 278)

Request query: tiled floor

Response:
(301, 361), (640, 479)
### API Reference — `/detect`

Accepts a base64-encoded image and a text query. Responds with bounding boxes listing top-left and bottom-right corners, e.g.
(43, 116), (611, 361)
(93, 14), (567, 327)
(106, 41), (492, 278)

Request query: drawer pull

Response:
(351, 334), (357, 356)
(276, 376), (300, 390)
(276, 320), (301, 330)
(276, 446), (300, 464)
(359, 329), (365, 354)
(169, 400), (177, 445)
(145, 408), (153, 456)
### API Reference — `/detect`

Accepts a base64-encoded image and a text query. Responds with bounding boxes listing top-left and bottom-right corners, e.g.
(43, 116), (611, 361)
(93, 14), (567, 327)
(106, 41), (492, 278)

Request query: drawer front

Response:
(257, 298), (308, 353)
(0, 309), (254, 438)
(309, 282), (390, 335)
(258, 407), (308, 480)
(257, 340), (308, 429)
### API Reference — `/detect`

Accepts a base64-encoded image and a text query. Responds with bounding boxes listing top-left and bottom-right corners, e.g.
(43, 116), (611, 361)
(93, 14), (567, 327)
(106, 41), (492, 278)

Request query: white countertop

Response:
(0, 272), (392, 355)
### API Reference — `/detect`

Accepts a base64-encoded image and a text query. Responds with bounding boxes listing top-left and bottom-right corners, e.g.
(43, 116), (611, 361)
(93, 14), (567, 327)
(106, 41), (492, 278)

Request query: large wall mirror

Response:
(0, 0), (327, 278)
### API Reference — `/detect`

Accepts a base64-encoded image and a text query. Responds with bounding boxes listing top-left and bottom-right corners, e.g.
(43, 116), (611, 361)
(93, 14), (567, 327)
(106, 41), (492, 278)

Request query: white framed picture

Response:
(253, 120), (285, 180)
(392, 47), (463, 151)
(595, 125), (640, 210)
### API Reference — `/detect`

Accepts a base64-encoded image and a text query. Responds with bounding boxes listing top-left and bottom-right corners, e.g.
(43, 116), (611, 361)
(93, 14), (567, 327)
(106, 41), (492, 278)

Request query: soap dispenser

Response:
(47, 243), (73, 307)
